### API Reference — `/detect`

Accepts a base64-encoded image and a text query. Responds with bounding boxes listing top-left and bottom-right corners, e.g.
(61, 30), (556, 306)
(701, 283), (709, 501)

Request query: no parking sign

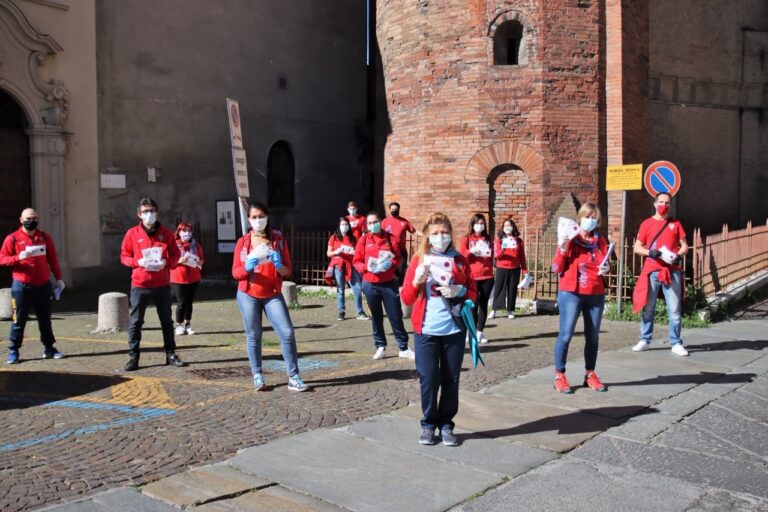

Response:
(644, 161), (681, 197)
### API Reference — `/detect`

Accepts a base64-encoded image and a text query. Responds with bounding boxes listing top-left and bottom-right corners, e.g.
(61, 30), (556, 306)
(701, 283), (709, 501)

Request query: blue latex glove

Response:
(245, 255), (260, 272)
(377, 259), (392, 272)
(269, 250), (283, 270)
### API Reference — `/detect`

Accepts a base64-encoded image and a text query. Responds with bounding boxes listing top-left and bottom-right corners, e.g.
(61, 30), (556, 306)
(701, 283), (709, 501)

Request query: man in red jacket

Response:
(0, 208), (65, 364)
(381, 202), (416, 287)
(120, 198), (186, 371)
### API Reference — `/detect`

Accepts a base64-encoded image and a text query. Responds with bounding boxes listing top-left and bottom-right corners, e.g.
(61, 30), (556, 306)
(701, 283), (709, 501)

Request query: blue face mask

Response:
(368, 222), (381, 234)
(580, 217), (598, 233)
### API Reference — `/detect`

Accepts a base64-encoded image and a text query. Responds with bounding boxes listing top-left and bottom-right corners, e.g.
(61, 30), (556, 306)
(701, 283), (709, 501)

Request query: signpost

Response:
(226, 99), (250, 237)
(606, 164), (643, 316)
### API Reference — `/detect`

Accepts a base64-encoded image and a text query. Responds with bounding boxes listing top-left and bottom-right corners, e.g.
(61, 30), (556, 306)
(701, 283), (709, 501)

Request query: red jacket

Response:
(170, 239), (204, 284)
(120, 223), (181, 288)
(346, 214), (367, 240)
(494, 236), (527, 271)
(551, 232), (608, 295)
(232, 230), (292, 299)
(353, 231), (400, 283)
(0, 228), (62, 286)
(327, 234), (356, 283)
(458, 234), (494, 280)
(401, 253), (478, 335)
(381, 215), (415, 252)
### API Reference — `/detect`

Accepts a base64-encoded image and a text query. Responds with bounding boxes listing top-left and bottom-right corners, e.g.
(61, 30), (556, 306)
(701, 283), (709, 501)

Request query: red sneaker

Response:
(584, 371), (607, 392)
(554, 372), (574, 394)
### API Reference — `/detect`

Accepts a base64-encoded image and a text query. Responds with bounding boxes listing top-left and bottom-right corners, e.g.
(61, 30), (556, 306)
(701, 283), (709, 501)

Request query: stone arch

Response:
(487, 9), (537, 67)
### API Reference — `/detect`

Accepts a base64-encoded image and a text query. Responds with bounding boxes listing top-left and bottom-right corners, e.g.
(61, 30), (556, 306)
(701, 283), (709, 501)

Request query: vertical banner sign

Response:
(226, 98), (249, 236)
(606, 163), (643, 316)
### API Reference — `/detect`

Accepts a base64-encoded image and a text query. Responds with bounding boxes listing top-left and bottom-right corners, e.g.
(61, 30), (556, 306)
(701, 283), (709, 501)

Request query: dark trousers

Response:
(361, 279), (409, 350)
(395, 249), (408, 287)
(9, 280), (56, 351)
(171, 282), (199, 324)
(128, 286), (176, 358)
(492, 267), (521, 312)
(473, 278), (494, 331)
(414, 330), (465, 430)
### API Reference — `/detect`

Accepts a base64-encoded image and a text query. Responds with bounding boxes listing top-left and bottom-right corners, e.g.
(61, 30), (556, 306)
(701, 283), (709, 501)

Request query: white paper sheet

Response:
(557, 217), (580, 242)
(517, 273), (532, 289)
(423, 254), (454, 285)
(659, 246), (678, 264)
(25, 244), (47, 257)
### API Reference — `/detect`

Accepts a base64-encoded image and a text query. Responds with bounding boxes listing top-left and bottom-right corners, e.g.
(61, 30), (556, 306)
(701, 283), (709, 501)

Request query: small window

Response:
(494, 20), (524, 65)
(267, 141), (295, 208)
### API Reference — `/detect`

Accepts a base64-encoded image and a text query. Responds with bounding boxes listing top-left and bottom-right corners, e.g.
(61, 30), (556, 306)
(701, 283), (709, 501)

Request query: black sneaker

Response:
(166, 353), (187, 367)
(124, 356), (139, 372)
(419, 428), (436, 445)
(441, 428), (459, 446)
(337, 312), (345, 321)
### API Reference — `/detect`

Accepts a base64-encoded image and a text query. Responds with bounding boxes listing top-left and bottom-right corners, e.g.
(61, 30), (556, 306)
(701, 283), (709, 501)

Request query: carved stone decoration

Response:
(0, 0), (69, 126)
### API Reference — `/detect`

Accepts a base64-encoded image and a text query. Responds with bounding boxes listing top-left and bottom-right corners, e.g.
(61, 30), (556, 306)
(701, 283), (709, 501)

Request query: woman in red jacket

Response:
(490, 217), (527, 319)
(232, 202), (308, 392)
(171, 222), (204, 336)
(326, 217), (366, 320)
(551, 203), (610, 394)
(458, 213), (494, 343)
(402, 212), (477, 446)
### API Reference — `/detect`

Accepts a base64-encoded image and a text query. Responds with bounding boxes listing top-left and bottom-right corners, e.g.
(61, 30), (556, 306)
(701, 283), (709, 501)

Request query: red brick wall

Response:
(489, 165), (529, 233)
(376, 0), (602, 233)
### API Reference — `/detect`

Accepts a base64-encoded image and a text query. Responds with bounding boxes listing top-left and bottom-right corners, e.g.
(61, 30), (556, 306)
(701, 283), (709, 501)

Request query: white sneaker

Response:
(373, 347), (386, 360)
(185, 325), (195, 335)
(398, 348), (416, 360)
(671, 344), (689, 356)
(507, 313), (515, 319)
(488, 310), (495, 319)
(632, 340), (650, 352)
(479, 332), (489, 344)
(175, 325), (186, 336)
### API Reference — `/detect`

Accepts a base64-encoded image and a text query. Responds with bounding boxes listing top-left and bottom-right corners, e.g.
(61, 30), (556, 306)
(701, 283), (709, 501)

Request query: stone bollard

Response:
(0, 288), (12, 321)
(282, 281), (299, 308)
(93, 292), (129, 333)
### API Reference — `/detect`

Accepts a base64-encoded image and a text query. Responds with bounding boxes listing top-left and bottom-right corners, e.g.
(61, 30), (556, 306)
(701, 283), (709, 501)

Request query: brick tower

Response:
(375, 0), (604, 236)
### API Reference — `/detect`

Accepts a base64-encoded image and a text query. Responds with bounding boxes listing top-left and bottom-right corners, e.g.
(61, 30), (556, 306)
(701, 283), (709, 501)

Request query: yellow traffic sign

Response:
(606, 164), (643, 191)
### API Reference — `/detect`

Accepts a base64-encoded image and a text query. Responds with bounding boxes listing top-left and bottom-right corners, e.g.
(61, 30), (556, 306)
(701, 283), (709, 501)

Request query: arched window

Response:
(493, 20), (524, 65)
(267, 141), (295, 208)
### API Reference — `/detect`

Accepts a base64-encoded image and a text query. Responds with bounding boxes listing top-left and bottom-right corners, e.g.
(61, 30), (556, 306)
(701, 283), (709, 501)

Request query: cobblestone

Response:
(0, 288), (640, 511)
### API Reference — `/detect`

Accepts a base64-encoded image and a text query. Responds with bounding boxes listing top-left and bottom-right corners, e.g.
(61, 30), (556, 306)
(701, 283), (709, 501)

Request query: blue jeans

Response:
(555, 291), (604, 373)
(334, 265), (364, 315)
(236, 291), (299, 377)
(414, 330), (465, 430)
(9, 280), (56, 351)
(360, 279), (409, 350)
(640, 270), (683, 346)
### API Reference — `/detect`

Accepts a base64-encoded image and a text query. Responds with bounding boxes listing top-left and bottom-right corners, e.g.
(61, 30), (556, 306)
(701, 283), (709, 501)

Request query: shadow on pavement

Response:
(608, 372), (756, 388)
(686, 339), (768, 352)
(471, 343), (529, 354)
(459, 406), (659, 441)
(308, 368), (418, 388)
(0, 371), (127, 411)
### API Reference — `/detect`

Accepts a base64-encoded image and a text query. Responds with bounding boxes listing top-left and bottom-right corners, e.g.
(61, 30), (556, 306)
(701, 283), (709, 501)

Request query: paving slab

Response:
(703, 321), (768, 341)
(573, 435), (768, 499)
(603, 412), (682, 442)
(483, 375), (657, 419)
(142, 464), (272, 507)
(653, 423), (766, 466)
(348, 414), (556, 477)
(42, 488), (180, 512)
(741, 374), (768, 399)
(716, 387), (768, 422)
(193, 485), (346, 512)
(396, 391), (622, 453)
(229, 428), (502, 512)
(455, 459), (705, 512)
(742, 353), (768, 373)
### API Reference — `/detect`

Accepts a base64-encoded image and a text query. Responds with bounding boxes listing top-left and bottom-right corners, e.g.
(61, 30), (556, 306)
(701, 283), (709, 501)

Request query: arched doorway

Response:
(487, 164), (529, 236)
(0, 89), (31, 285)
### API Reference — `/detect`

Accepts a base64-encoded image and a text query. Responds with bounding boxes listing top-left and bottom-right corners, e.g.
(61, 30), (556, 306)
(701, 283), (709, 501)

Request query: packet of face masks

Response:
(517, 273), (532, 290)
(557, 217), (580, 242)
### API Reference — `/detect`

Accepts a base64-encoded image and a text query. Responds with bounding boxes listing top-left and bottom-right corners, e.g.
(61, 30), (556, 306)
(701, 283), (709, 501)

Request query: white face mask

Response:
(339, 224), (349, 234)
(503, 226), (513, 235)
(141, 212), (157, 225)
(473, 223), (485, 234)
(250, 217), (268, 232)
(348, 208), (357, 216)
(429, 233), (452, 252)
(580, 217), (598, 232)
(180, 231), (192, 242)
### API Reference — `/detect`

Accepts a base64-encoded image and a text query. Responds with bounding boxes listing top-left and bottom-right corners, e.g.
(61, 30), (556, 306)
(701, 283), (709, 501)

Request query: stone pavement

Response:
(0, 286), (639, 511)
(40, 310), (768, 511)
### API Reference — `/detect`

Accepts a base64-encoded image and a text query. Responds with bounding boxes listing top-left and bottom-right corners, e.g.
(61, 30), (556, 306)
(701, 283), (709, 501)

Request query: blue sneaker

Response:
(43, 349), (64, 360)
(253, 373), (265, 391)
(6, 351), (19, 364)
(287, 374), (308, 392)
